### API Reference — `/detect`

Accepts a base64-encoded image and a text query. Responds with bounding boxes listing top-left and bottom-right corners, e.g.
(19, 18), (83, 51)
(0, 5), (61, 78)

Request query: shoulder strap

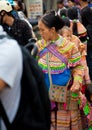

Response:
(0, 35), (6, 39)
(47, 44), (68, 65)
(0, 100), (11, 130)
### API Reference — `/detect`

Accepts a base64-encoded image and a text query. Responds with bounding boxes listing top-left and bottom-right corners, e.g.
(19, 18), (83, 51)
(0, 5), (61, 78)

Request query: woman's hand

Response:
(70, 81), (81, 93)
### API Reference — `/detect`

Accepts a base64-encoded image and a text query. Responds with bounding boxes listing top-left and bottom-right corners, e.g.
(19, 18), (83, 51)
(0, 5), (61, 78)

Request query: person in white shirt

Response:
(0, 25), (23, 130)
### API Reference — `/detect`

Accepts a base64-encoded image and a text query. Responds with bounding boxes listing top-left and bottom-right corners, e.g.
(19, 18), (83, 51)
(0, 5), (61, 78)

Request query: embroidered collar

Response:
(47, 35), (65, 47)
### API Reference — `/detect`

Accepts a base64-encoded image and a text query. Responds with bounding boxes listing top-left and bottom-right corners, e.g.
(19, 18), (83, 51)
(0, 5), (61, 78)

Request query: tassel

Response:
(63, 103), (67, 110)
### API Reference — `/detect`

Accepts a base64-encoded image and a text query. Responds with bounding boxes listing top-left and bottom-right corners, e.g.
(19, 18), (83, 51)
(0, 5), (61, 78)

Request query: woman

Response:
(67, 6), (87, 44)
(36, 11), (83, 130)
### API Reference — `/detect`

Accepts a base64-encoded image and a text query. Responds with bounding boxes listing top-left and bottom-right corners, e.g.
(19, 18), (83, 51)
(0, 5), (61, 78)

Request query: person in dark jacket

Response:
(0, 0), (33, 46)
(79, 0), (92, 81)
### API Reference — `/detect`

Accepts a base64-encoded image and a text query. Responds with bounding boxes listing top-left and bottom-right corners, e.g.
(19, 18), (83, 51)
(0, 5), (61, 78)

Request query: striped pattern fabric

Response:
(37, 36), (82, 74)
(58, 91), (79, 110)
(71, 35), (87, 56)
(70, 34), (90, 85)
(51, 110), (82, 130)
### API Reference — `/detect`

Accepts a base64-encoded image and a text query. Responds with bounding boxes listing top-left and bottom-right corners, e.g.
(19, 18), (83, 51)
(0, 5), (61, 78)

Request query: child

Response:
(59, 26), (91, 91)
(37, 10), (84, 130)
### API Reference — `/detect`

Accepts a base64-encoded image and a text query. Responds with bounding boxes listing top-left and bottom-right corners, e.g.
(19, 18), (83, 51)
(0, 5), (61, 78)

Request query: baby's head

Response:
(85, 83), (92, 103)
(59, 26), (72, 41)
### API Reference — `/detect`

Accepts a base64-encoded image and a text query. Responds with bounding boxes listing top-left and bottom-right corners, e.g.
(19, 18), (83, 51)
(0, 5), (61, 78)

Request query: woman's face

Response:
(38, 20), (53, 41)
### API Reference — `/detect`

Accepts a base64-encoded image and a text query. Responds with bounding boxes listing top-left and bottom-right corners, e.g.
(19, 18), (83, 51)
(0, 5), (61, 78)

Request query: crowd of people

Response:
(0, 0), (92, 130)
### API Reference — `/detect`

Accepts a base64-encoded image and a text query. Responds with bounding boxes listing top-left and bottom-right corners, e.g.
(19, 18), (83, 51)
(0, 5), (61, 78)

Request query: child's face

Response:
(61, 30), (71, 41)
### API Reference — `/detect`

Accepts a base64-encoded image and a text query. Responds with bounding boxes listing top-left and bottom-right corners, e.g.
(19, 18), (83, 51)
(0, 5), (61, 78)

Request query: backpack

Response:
(0, 36), (51, 130)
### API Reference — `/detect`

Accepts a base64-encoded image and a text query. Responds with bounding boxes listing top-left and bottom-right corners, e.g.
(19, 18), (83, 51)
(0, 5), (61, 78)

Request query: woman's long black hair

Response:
(68, 6), (79, 36)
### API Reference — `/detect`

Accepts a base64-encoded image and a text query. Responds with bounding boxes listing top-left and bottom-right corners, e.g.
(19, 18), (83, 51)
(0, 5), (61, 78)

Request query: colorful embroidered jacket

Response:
(37, 36), (83, 89)
(79, 94), (92, 129)
(71, 35), (87, 56)
(71, 35), (91, 84)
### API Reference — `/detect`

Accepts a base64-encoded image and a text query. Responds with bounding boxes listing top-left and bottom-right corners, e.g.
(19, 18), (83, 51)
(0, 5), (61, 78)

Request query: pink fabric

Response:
(51, 101), (57, 111)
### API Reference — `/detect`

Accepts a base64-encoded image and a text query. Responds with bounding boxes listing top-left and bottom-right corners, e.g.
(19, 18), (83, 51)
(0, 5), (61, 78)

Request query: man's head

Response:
(67, 0), (75, 7)
(79, 0), (88, 6)
(57, 0), (64, 9)
(0, 0), (13, 24)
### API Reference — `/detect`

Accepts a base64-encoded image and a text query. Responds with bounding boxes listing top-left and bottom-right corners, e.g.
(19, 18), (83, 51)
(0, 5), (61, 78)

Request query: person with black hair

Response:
(79, 0), (92, 81)
(0, 24), (51, 130)
(0, 24), (23, 130)
(57, 0), (67, 16)
(68, 0), (75, 7)
(60, 8), (68, 17)
(67, 0), (81, 8)
(67, 6), (87, 44)
(36, 10), (83, 130)
(0, 0), (33, 46)
(62, 16), (71, 27)
(79, 0), (89, 27)
(13, 0), (36, 39)
(59, 8), (70, 27)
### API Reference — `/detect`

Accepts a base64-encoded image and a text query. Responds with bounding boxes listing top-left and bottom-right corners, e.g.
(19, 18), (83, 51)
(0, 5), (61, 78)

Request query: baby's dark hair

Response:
(85, 83), (92, 103)
(40, 10), (65, 31)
